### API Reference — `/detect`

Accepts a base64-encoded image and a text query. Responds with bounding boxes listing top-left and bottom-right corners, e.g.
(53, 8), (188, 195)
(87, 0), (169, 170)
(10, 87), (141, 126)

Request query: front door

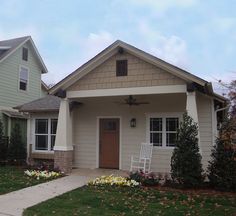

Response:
(99, 118), (119, 169)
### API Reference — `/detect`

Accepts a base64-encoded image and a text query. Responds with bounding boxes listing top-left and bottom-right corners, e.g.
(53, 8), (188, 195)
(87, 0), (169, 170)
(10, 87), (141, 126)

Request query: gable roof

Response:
(0, 36), (48, 73)
(41, 81), (49, 91)
(14, 95), (60, 112)
(49, 40), (210, 94)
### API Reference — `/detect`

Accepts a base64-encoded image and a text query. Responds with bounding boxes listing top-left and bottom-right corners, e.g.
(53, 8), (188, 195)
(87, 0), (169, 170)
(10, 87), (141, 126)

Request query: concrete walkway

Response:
(0, 168), (128, 216)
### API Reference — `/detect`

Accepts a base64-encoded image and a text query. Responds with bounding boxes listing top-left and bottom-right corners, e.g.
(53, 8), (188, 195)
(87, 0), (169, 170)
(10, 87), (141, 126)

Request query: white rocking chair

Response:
(130, 143), (153, 173)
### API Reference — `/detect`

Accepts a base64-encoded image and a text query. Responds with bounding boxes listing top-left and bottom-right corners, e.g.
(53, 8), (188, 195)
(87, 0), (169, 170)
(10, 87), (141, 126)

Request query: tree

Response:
(208, 118), (236, 191)
(171, 113), (204, 188)
(8, 123), (26, 162)
(0, 119), (8, 161)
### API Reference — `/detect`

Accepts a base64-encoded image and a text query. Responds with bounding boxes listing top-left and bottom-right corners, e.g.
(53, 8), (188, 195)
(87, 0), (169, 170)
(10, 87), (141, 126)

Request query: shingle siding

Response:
(68, 52), (185, 91)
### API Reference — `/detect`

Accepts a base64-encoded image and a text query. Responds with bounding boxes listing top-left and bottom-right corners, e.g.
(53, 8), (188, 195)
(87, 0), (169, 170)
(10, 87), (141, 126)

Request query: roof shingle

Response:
(14, 95), (61, 113)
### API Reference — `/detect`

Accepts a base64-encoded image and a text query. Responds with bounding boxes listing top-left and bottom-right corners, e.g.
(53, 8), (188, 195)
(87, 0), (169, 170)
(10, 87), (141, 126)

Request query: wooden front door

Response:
(99, 118), (119, 169)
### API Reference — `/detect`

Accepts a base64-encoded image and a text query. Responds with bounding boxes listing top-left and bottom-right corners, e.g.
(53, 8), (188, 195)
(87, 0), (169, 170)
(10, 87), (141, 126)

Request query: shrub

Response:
(129, 170), (159, 186)
(171, 113), (204, 188)
(8, 123), (26, 163)
(0, 119), (8, 163)
(208, 119), (236, 191)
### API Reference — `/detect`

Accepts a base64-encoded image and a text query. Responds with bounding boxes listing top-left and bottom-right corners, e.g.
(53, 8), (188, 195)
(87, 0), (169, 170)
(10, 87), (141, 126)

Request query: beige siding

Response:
(68, 52), (185, 91)
(197, 93), (213, 170)
(72, 94), (186, 172)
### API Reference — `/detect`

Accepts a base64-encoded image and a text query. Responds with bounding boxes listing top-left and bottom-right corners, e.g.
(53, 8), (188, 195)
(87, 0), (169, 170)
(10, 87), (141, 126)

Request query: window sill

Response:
(153, 146), (175, 150)
(32, 150), (54, 154)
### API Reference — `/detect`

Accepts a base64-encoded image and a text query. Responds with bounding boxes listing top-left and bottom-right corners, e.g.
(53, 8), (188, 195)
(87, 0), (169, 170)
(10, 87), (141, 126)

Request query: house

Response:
(0, 36), (48, 142)
(16, 40), (227, 173)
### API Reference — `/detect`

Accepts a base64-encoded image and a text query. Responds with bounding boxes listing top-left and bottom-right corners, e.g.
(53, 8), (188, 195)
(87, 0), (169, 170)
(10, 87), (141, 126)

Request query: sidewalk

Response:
(0, 168), (127, 216)
(0, 174), (90, 216)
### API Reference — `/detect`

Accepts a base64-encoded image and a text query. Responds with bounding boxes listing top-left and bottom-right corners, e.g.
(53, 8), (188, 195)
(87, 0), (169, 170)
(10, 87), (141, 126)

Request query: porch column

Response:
(186, 92), (202, 153)
(54, 98), (73, 173)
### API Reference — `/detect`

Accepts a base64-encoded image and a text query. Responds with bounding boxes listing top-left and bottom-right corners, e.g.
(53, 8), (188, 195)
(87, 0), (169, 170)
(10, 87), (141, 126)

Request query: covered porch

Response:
(54, 85), (203, 173)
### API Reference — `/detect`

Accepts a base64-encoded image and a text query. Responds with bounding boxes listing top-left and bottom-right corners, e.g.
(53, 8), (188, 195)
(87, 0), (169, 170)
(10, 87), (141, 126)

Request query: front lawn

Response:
(23, 185), (236, 216)
(0, 166), (56, 195)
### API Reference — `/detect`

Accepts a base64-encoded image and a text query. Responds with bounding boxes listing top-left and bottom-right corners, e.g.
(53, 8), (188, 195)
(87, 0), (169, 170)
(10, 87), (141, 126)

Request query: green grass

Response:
(23, 185), (236, 216)
(0, 166), (54, 194)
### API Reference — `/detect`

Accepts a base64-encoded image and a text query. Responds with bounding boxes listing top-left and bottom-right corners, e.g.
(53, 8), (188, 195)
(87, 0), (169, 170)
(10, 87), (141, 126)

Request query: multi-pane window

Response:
(166, 118), (179, 147)
(150, 118), (162, 146)
(35, 118), (58, 151)
(35, 119), (48, 150)
(149, 116), (179, 147)
(116, 60), (127, 76)
(19, 66), (28, 91)
(50, 119), (58, 150)
(22, 47), (28, 61)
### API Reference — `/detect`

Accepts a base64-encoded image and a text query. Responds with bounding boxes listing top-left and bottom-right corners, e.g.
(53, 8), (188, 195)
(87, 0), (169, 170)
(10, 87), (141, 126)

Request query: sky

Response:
(0, 0), (235, 94)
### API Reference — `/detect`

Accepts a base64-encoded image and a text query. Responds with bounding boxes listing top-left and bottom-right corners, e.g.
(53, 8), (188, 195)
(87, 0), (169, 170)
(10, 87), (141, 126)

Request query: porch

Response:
(54, 86), (206, 174)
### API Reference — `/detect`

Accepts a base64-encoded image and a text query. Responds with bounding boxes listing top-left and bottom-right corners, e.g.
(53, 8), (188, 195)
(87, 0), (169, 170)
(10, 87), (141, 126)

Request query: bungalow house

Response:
(16, 40), (227, 173)
(0, 36), (48, 142)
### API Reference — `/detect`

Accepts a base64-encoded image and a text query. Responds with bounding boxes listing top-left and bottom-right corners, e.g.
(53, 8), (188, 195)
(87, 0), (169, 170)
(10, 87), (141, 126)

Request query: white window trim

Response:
(33, 117), (58, 153)
(18, 65), (29, 92)
(146, 112), (183, 149)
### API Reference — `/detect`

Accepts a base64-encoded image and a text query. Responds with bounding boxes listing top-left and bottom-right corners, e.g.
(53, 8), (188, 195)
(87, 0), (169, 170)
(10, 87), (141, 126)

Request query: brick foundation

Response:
(54, 150), (73, 174)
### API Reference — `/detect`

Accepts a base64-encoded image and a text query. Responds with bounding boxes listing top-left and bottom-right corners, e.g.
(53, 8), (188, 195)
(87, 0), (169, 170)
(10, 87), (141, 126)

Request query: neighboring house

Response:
(0, 36), (48, 142)
(16, 40), (227, 173)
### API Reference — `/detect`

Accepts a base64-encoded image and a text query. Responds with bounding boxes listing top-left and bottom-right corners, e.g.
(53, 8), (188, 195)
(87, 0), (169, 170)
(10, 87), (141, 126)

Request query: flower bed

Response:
(88, 175), (139, 187)
(129, 170), (159, 186)
(24, 170), (61, 180)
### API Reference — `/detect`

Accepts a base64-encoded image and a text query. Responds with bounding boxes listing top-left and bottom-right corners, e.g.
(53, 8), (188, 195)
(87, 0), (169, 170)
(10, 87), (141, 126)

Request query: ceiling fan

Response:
(115, 95), (150, 106)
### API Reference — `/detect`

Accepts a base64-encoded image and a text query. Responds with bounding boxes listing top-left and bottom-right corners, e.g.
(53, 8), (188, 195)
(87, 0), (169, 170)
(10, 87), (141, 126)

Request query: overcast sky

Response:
(0, 0), (235, 93)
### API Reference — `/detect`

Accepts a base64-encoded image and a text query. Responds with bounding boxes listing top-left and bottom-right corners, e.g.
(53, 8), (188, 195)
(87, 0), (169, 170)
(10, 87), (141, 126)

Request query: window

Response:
(22, 47), (28, 61)
(166, 118), (179, 147)
(148, 116), (179, 147)
(35, 118), (58, 151)
(116, 60), (127, 76)
(50, 119), (58, 150)
(150, 118), (162, 146)
(19, 66), (28, 91)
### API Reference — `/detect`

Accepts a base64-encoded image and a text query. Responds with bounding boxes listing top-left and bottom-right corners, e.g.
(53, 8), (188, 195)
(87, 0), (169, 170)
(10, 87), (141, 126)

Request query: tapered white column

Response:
(186, 92), (201, 153)
(54, 98), (73, 173)
(186, 92), (198, 123)
(54, 98), (73, 151)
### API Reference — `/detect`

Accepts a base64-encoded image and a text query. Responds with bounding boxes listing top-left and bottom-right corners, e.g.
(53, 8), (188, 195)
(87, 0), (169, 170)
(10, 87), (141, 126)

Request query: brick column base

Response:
(54, 150), (73, 174)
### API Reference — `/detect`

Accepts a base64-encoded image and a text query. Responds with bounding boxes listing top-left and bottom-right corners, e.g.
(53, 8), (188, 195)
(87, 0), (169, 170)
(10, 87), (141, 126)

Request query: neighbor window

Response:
(35, 118), (58, 151)
(19, 66), (28, 91)
(116, 60), (127, 76)
(148, 116), (179, 147)
(22, 47), (28, 61)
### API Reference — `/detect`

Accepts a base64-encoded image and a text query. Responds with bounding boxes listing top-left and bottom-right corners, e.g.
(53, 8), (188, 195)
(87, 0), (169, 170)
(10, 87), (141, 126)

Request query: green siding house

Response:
(0, 36), (48, 142)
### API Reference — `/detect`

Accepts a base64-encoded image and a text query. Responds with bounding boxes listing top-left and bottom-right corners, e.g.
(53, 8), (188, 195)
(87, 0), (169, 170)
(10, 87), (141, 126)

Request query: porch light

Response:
(130, 118), (136, 128)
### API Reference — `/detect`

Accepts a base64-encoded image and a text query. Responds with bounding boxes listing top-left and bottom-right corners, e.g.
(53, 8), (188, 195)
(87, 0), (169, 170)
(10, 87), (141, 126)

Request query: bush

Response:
(0, 119), (8, 163)
(129, 170), (159, 186)
(8, 123), (26, 164)
(208, 119), (236, 191)
(171, 113), (204, 188)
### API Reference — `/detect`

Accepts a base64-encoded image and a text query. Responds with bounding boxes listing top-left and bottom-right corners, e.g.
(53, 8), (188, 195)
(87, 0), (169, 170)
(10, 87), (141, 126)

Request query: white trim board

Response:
(96, 116), (122, 169)
(67, 85), (187, 98)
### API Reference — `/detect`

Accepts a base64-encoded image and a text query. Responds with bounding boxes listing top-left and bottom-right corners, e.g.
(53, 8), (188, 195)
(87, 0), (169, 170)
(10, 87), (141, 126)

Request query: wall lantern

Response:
(130, 118), (136, 128)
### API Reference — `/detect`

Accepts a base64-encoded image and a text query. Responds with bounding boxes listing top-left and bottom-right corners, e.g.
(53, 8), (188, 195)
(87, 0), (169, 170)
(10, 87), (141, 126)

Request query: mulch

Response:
(144, 185), (236, 197)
